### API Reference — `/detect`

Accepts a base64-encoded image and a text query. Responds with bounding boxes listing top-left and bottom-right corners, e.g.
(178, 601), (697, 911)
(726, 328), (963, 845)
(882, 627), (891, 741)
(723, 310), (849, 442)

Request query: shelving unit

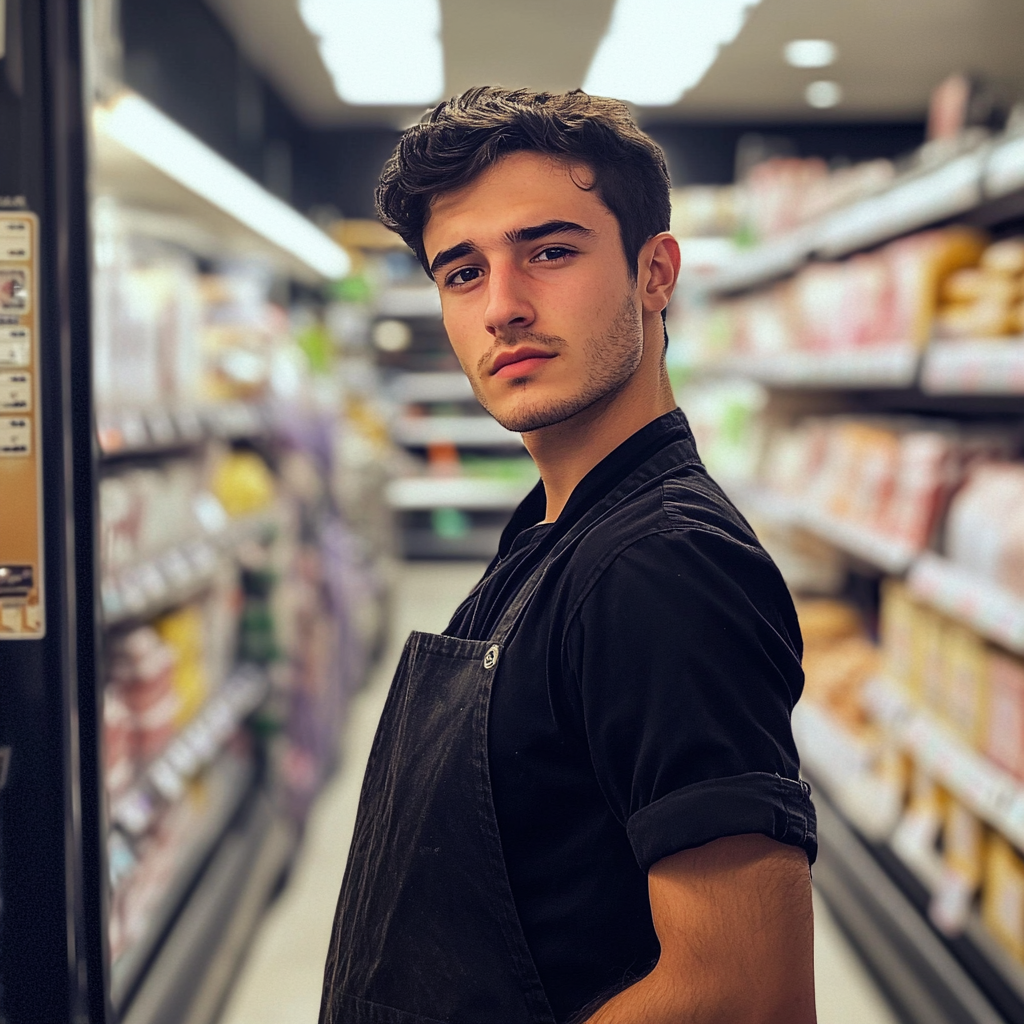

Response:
(375, 293), (538, 559)
(676, 112), (1024, 1024)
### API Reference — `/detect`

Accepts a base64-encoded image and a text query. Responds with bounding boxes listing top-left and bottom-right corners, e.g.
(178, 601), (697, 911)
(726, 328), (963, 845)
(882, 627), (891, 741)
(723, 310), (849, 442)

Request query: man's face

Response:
(422, 151), (645, 433)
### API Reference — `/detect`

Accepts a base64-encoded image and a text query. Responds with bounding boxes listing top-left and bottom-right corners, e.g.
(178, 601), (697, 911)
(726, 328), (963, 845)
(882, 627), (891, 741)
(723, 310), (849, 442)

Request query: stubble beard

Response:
(468, 294), (645, 434)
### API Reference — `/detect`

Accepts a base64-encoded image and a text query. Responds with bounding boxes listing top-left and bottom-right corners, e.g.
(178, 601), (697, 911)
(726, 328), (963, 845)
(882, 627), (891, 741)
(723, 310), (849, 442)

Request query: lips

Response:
(490, 347), (556, 376)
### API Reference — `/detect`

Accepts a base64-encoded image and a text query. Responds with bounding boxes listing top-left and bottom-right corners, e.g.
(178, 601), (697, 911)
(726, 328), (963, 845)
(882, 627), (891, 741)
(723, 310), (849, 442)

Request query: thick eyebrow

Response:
(504, 220), (595, 245)
(428, 220), (595, 278)
(429, 240), (478, 278)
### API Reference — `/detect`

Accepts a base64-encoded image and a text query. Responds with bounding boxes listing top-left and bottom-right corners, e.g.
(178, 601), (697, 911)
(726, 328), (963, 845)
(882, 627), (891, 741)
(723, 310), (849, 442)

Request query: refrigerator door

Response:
(0, 1), (105, 1022)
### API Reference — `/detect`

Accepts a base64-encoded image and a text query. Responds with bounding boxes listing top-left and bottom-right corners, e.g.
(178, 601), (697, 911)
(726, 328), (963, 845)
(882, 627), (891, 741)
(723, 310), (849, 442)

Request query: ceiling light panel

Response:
(805, 80), (843, 109)
(298, 0), (444, 106)
(583, 0), (762, 106)
(784, 39), (837, 69)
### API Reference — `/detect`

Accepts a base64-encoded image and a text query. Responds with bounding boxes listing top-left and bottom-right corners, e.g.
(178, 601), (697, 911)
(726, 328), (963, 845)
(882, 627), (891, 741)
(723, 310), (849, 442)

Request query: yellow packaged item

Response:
(983, 835), (1024, 962)
(941, 623), (989, 745)
(941, 268), (1018, 305)
(944, 800), (985, 889)
(880, 579), (917, 688)
(911, 605), (946, 712)
(212, 451), (275, 518)
(155, 604), (209, 726)
(981, 237), (1024, 277)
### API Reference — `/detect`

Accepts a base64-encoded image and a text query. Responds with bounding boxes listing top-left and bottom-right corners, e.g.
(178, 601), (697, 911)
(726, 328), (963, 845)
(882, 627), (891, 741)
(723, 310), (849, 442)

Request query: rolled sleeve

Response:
(626, 772), (818, 871)
(564, 525), (816, 872)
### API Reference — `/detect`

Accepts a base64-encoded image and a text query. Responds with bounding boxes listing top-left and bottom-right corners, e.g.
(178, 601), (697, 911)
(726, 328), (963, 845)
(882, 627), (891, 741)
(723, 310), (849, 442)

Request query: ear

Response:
(638, 232), (681, 316)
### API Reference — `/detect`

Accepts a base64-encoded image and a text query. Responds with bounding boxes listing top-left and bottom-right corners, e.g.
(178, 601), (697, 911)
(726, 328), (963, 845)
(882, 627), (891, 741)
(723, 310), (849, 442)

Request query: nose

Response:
(483, 262), (535, 337)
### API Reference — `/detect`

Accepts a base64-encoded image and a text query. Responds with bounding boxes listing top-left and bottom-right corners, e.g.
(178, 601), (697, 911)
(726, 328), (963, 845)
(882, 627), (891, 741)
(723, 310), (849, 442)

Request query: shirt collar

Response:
(497, 408), (697, 558)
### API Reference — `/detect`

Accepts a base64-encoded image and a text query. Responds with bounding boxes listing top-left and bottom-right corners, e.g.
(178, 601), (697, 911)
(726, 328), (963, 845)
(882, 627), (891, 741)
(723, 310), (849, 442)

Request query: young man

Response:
(320, 87), (817, 1024)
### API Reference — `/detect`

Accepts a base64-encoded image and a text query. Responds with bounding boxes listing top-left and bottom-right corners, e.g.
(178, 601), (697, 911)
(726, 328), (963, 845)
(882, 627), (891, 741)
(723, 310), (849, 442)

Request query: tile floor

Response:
(217, 561), (899, 1024)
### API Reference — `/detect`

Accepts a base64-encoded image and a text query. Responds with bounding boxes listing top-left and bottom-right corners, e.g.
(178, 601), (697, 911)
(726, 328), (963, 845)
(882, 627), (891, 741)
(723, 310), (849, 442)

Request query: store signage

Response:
(0, 211), (44, 639)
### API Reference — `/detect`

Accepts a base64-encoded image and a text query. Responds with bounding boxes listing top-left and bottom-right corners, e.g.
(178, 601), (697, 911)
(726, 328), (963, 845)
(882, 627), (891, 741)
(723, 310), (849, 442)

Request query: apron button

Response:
(483, 645), (500, 670)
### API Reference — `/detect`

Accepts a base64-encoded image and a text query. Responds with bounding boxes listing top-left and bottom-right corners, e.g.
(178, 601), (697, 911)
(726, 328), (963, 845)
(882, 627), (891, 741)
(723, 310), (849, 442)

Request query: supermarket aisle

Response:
(218, 561), (899, 1024)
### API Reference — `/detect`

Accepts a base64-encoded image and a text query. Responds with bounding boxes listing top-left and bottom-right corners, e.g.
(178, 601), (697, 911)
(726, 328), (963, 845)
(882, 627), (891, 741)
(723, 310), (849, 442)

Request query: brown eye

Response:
(534, 247), (574, 262)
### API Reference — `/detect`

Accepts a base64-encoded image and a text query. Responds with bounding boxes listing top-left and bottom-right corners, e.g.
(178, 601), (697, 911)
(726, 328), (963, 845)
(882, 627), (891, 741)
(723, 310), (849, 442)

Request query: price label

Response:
(0, 213), (43, 639)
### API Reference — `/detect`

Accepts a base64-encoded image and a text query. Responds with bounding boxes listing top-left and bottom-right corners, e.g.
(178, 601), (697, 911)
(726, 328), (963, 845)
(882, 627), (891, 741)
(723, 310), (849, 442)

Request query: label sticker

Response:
(0, 337), (28, 367)
(0, 416), (30, 455)
(0, 238), (30, 261)
(0, 371), (30, 411)
(0, 212), (44, 639)
(0, 267), (29, 313)
(0, 564), (32, 601)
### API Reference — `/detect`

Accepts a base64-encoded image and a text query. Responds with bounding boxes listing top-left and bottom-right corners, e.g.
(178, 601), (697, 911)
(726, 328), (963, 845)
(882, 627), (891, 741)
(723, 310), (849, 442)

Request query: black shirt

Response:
(445, 409), (816, 1024)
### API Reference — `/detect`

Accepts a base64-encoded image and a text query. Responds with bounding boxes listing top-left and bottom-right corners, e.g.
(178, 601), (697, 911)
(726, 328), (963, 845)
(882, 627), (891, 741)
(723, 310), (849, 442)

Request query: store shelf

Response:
(699, 345), (920, 388)
(101, 506), (278, 627)
(984, 133), (1024, 200)
(812, 786), (1011, 1024)
(376, 286), (442, 318)
(110, 666), (271, 839)
(119, 789), (296, 1024)
(792, 702), (901, 842)
(863, 677), (1024, 851)
(386, 475), (535, 510)
(388, 371), (475, 404)
(921, 339), (1024, 394)
(110, 750), (257, 1010)
(732, 483), (920, 574)
(695, 227), (813, 294)
(908, 553), (1024, 654)
(816, 150), (987, 259)
(392, 414), (523, 448)
(98, 403), (268, 460)
(696, 148), (990, 297)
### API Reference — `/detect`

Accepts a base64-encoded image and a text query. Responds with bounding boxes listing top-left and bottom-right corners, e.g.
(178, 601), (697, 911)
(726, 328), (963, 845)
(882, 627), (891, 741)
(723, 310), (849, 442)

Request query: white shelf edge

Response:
(865, 677), (1024, 851)
(921, 339), (1024, 395)
(731, 483), (919, 574)
(392, 415), (524, 448)
(908, 553), (1024, 655)
(386, 475), (535, 510)
(694, 345), (920, 388)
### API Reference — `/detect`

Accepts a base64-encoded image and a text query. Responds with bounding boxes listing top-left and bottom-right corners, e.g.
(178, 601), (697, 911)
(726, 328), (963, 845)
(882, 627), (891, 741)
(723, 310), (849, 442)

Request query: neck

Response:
(522, 318), (677, 523)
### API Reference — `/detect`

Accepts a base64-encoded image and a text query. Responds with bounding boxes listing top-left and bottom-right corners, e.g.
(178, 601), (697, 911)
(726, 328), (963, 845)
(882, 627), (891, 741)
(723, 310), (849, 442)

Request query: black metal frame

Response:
(0, 1), (106, 1021)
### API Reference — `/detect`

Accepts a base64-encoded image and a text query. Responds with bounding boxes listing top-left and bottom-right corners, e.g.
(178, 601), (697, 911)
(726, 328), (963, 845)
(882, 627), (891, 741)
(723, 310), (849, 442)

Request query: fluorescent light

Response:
(298, 0), (443, 106)
(583, 0), (761, 106)
(805, 80), (843, 109)
(783, 39), (837, 69)
(94, 93), (350, 280)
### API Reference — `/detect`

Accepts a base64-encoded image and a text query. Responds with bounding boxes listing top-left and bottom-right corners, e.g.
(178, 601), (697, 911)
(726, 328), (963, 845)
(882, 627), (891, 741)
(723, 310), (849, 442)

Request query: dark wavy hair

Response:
(375, 86), (672, 282)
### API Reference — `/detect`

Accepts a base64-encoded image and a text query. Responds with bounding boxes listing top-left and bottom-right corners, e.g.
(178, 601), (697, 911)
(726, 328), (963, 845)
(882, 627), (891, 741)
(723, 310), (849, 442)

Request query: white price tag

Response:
(0, 415), (31, 456)
(0, 370), (31, 411)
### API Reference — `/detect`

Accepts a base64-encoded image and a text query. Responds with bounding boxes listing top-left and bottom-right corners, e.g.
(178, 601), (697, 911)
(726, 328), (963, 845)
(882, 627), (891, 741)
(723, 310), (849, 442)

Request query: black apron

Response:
(319, 449), (690, 1024)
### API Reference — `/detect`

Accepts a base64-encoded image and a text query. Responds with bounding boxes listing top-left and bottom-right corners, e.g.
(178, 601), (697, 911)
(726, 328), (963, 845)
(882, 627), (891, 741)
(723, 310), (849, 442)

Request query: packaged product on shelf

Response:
(880, 579), (918, 687)
(944, 799), (986, 891)
(940, 622), (988, 744)
(154, 605), (209, 726)
(106, 627), (180, 771)
(985, 652), (1024, 779)
(211, 449), (276, 519)
(944, 462), (1024, 594)
(690, 226), (987, 364)
(99, 460), (206, 576)
(983, 834), (1024, 962)
(797, 598), (880, 732)
(935, 236), (1024, 340)
(92, 204), (203, 413)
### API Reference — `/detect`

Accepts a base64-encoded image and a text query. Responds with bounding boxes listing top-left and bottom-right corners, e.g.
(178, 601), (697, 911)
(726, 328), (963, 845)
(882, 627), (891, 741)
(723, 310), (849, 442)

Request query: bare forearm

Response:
(583, 962), (814, 1024)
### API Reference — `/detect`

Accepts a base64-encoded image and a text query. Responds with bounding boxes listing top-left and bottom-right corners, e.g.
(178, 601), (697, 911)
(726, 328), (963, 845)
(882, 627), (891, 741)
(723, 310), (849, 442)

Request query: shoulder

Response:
(564, 465), (780, 616)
